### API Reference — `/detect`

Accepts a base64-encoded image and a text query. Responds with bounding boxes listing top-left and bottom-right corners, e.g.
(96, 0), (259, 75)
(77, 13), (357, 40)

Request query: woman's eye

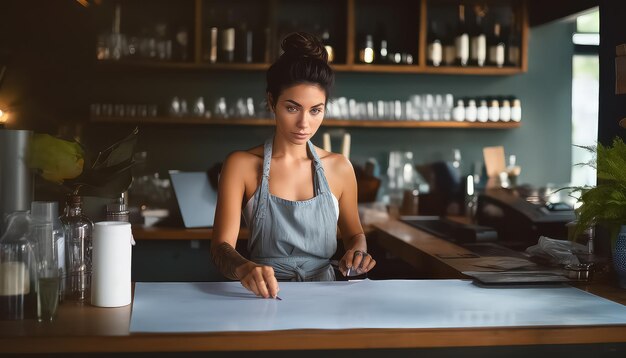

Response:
(286, 106), (298, 113)
(311, 108), (322, 115)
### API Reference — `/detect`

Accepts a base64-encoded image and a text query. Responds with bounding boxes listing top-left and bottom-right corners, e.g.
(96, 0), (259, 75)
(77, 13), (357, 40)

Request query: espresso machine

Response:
(0, 129), (33, 234)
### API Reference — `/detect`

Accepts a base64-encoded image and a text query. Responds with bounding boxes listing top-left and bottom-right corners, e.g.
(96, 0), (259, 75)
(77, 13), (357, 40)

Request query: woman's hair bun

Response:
(280, 32), (328, 63)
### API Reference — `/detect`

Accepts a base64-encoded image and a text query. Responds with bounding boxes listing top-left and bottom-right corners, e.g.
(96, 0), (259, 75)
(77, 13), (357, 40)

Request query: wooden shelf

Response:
(91, 116), (521, 129)
(95, 60), (201, 70)
(95, 61), (524, 75)
(95, 60), (270, 71)
(349, 64), (425, 74)
(132, 226), (249, 241)
(421, 66), (526, 76)
(94, 0), (528, 76)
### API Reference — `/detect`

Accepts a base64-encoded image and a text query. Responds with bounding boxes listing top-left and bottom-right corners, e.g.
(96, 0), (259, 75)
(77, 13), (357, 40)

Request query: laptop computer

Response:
(168, 170), (217, 228)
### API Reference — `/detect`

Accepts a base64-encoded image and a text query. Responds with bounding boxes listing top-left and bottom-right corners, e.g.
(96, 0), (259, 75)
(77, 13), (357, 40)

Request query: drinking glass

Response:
(32, 222), (60, 322)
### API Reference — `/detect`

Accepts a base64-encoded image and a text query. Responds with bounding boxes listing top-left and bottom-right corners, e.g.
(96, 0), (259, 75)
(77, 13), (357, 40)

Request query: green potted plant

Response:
(572, 137), (626, 287)
(27, 127), (138, 198)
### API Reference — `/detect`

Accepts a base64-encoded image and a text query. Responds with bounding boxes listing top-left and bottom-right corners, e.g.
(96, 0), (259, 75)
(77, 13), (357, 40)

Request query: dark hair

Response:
(266, 32), (334, 109)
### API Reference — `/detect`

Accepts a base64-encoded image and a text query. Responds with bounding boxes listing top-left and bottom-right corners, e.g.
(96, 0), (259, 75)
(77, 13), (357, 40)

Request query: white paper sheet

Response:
(129, 279), (626, 333)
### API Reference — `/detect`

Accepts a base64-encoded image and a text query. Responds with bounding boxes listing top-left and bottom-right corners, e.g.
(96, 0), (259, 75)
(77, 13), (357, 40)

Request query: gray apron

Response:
(247, 137), (338, 281)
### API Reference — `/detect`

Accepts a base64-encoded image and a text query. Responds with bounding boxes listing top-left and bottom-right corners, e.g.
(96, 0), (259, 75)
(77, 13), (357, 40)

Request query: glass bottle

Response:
(374, 24), (387, 64)
(500, 99), (512, 122)
(464, 99), (477, 122)
(507, 13), (521, 67)
(0, 211), (37, 320)
(511, 98), (522, 122)
(469, 5), (487, 67)
(477, 99), (489, 122)
(452, 99), (465, 122)
(427, 21), (443, 67)
(322, 29), (334, 63)
(455, 2), (469, 67)
(220, 9), (236, 63)
(488, 22), (505, 67)
(60, 195), (93, 302)
(488, 99), (500, 122)
(359, 34), (375, 64)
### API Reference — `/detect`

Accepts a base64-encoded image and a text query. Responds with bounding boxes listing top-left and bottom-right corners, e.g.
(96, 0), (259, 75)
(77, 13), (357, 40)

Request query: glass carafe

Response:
(60, 195), (93, 302)
(0, 212), (38, 320)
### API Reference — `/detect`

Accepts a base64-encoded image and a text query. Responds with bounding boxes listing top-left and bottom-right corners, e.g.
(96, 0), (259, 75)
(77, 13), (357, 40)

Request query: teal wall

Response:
(0, 2), (575, 280)
(85, 19), (576, 187)
(1, 1), (575, 186)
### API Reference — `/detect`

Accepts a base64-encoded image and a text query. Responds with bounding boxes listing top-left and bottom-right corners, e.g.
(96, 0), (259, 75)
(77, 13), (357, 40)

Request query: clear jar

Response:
(60, 195), (93, 302)
(0, 212), (38, 320)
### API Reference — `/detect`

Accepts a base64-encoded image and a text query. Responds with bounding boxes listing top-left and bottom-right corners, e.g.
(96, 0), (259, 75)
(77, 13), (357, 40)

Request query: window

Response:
(571, 8), (599, 188)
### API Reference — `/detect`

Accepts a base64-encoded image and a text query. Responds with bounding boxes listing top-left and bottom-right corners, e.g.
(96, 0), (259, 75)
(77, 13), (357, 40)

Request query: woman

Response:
(211, 32), (376, 299)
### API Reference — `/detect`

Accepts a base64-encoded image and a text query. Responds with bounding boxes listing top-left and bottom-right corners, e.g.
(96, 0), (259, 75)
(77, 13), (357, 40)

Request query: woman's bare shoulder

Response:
(315, 146), (354, 176)
(224, 145), (263, 162)
(223, 147), (263, 178)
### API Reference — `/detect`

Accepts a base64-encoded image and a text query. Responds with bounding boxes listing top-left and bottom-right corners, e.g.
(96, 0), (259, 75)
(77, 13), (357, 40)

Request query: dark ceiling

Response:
(529, 0), (598, 27)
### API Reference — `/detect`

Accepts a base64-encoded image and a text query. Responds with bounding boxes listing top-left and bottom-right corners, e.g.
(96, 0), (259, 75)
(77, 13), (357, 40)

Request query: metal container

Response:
(0, 130), (33, 234)
(565, 263), (594, 281)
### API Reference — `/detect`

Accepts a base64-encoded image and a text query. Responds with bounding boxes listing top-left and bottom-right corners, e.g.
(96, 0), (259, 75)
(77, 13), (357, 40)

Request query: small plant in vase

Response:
(571, 137), (626, 288)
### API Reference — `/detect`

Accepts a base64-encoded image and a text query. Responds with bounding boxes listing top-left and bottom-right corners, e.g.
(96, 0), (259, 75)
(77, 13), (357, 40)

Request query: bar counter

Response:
(1, 294), (625, 355)
(1, 220), (624, 355)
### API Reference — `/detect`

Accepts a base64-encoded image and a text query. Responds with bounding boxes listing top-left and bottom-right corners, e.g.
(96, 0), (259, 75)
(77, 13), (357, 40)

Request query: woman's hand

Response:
(339, 249), (376, 276)
(236, 262), (280, 298)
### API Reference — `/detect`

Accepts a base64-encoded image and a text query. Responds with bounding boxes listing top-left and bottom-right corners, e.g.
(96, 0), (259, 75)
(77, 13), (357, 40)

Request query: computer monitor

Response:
(168, 170), (217, 228)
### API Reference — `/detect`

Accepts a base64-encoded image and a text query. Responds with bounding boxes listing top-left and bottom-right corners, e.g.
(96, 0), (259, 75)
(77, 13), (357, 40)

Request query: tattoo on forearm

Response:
(210, 242), (250, 280)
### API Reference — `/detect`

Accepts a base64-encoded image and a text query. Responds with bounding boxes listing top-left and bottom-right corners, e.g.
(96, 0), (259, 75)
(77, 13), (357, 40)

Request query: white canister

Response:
(91, 222), (132, 307)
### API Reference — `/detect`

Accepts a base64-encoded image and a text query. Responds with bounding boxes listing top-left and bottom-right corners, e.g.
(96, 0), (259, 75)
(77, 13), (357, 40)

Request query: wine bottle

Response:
(427, 21), (443, 67)
(322, 29), (334, 63)
(237, 22), (253, 63)
(375, 24), (388, 64)
(359, 34), (375, 64)
(220, 9), (236, 63)
(469, 5), (487, 67)
(455, 3), (469, 66)
(443, 25), (456, 66)
(204, 8), (218, 63)
(507, 13), (521, 66)
(488, 22), (505, 67)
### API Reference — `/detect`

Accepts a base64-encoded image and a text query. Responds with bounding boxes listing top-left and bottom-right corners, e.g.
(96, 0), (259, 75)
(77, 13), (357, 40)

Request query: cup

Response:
(32, 222), (60, 322)
(91, 222), (132, 307)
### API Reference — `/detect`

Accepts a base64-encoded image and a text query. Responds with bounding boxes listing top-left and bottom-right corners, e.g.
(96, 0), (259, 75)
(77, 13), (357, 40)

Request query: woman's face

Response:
(272, 83), (326, 145)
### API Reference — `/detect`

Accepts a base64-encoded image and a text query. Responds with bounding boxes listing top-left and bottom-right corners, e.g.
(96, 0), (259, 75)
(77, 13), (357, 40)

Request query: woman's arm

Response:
(210, 152), (279, 298)
(210, 152), (250, 279)
(334, 155), (376, 276)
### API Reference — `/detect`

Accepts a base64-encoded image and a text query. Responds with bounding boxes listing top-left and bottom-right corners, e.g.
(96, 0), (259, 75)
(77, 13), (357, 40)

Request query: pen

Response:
(275, 296), (282, 301)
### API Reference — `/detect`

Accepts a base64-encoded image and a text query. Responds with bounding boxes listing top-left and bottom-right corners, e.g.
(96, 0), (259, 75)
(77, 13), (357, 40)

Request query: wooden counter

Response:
(373, 219), (626, 305)
(132, 226), (249, 241)
(1, 296), (626, 354)
(1, 219), (624, 354)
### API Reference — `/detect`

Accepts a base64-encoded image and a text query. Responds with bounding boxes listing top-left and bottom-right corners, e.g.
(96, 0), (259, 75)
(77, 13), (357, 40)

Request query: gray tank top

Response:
(246, 137), (338, 281)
